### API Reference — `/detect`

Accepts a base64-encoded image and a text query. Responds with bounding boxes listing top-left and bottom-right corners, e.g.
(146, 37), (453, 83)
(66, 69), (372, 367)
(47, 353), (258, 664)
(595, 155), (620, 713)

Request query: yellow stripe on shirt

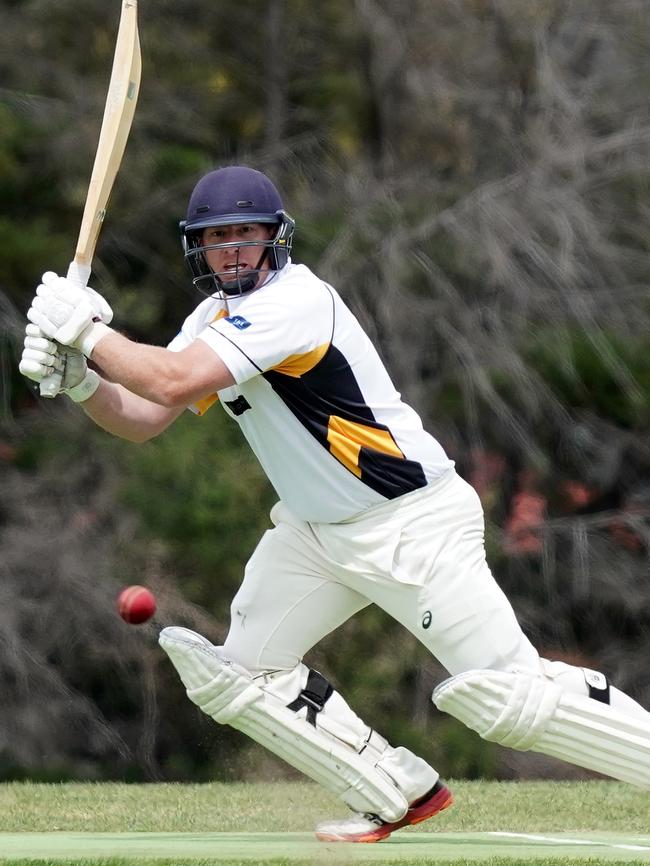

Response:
(193, 393), (219, 416)
(327, 415), (404, 477)
(271, 343), (329, 377)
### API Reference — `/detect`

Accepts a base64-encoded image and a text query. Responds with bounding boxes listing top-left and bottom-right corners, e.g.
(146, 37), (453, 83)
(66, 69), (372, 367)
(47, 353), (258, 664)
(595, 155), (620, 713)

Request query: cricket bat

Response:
(40, 0), (141, 396)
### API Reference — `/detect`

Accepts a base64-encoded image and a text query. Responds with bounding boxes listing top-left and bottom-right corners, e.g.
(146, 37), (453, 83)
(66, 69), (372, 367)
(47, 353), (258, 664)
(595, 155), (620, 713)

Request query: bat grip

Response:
(66, 260), (92, 290)
(39, 260), (92, 397)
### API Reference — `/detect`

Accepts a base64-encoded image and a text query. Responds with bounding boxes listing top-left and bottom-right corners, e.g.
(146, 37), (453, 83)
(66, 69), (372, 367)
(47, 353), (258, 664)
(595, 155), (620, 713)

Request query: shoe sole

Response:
(315, 782), (454, 843)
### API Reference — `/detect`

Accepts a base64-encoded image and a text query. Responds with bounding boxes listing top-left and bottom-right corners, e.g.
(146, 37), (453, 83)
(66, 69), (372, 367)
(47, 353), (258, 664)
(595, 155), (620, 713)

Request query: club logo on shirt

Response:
(225, 315), (251, 330)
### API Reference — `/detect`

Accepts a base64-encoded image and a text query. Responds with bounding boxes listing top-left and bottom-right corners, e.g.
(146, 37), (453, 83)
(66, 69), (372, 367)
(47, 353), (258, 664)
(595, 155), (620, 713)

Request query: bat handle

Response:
(39, 260), (92, 398)
(66, 260), (92, 291)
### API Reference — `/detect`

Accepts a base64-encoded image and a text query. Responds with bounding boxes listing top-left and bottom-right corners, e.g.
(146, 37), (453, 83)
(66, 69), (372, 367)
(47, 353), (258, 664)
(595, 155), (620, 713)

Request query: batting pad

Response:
(432, 669), (650, 788)
(160, 627), (409, 821)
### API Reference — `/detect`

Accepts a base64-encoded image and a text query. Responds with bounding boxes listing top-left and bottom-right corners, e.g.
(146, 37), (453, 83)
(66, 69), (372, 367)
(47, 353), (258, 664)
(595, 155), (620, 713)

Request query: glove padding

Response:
(19, 323), (63, 382)
(40, 271), (114, 324)
(19, 323), (96, 400)
(27, 271), (114, 354)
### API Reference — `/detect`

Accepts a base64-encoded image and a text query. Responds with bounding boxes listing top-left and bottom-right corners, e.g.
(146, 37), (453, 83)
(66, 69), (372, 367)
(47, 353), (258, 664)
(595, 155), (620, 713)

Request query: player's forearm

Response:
(88, 328), (235, 407)
(80, 377), (182, 443)
(90, 331), (191, 407)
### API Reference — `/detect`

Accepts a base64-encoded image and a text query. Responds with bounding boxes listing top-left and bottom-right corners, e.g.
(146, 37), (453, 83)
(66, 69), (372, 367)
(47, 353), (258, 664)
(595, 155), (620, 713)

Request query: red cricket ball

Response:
(117, 585), (157, 624)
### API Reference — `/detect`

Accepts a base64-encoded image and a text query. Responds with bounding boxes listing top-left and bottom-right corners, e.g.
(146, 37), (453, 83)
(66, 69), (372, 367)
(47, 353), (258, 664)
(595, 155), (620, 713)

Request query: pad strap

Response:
(584, 668), (611, 704)
(287, 669), (334, 725)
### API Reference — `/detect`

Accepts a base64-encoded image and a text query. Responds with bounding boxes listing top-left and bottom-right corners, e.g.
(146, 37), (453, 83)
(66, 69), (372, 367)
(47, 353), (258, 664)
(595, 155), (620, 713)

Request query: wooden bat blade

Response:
(38, 1), (140, 398)
(74, 0), (141, 269)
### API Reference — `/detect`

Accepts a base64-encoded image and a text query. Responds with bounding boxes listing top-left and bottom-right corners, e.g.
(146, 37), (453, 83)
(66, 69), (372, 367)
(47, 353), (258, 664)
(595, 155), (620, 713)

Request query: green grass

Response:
(0, 779), (647, 833)
(0, 780), (648, 865)
(1, 852), (648, 865)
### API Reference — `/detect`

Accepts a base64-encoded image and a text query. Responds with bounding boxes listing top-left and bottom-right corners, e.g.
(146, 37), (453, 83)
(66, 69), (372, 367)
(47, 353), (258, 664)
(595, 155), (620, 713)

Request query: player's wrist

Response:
(63, 368), (101, 403)
(79, 321), (114, 358)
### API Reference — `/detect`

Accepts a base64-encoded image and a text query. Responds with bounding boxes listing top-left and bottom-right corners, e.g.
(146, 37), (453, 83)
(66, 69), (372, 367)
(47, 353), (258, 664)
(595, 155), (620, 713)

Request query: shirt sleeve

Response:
(167, 331), (190, 352)
(166, 298), (227, 415)
(167, 296), (226, 352)
(197, 281), (334, 384)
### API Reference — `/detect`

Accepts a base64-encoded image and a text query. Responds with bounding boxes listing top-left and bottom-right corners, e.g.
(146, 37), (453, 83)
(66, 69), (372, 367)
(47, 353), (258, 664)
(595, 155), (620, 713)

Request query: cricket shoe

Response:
(314, 779), (453, 843)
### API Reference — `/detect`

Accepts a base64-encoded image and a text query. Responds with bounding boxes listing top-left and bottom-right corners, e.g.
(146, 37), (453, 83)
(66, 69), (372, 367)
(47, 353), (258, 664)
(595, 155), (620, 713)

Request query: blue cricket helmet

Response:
(181, 166), (295, 297)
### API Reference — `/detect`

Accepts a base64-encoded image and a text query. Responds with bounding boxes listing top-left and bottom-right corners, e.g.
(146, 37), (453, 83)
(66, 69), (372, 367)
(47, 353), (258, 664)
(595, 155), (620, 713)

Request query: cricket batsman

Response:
(20, 166), (650, 841)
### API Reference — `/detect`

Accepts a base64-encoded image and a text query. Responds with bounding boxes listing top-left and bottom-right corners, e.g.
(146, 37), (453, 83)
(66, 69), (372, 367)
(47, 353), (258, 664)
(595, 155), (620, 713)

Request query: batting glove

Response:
(19, 323), (64, 384)
(39, 270), (114, 323)
(59, 348), (100, 402)
(19, 323), (100, 402)
(27, 271), (114, 357)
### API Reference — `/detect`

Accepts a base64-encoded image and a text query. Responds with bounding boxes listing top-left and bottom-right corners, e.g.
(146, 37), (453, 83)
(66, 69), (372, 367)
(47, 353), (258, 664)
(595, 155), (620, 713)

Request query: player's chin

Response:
(219, 268), (263, 292)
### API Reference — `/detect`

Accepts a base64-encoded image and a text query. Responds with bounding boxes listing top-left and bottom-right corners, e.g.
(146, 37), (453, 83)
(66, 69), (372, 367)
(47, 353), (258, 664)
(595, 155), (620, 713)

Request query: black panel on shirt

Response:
(263, 344), (427, 499)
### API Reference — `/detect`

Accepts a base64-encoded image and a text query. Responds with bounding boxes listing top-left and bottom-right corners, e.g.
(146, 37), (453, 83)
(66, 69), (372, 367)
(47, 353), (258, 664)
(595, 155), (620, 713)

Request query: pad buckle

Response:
(287, 669), (334, 726)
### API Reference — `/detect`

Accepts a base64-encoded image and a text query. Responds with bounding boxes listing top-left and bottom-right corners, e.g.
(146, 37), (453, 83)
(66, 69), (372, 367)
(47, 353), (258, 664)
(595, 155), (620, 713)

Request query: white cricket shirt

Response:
(168, 263), (453, 522)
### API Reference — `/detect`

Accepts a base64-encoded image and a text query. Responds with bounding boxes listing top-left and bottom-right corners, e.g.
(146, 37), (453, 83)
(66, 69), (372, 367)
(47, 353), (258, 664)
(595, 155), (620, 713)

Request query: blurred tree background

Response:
(0, 0), (648, 783)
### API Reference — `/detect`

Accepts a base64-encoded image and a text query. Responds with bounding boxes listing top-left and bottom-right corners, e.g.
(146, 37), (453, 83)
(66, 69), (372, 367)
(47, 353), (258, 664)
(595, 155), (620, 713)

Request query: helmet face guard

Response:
(180, 166), (295, 298)
(181, 212), (295, 297)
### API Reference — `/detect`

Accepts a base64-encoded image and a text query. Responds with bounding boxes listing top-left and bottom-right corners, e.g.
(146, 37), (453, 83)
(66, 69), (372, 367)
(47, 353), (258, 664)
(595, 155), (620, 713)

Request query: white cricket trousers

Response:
(223, 469), (541, 677)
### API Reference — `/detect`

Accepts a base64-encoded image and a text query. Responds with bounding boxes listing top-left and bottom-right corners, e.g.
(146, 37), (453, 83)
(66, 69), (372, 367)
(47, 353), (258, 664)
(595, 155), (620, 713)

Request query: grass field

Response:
(0, 779), (648, 865)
